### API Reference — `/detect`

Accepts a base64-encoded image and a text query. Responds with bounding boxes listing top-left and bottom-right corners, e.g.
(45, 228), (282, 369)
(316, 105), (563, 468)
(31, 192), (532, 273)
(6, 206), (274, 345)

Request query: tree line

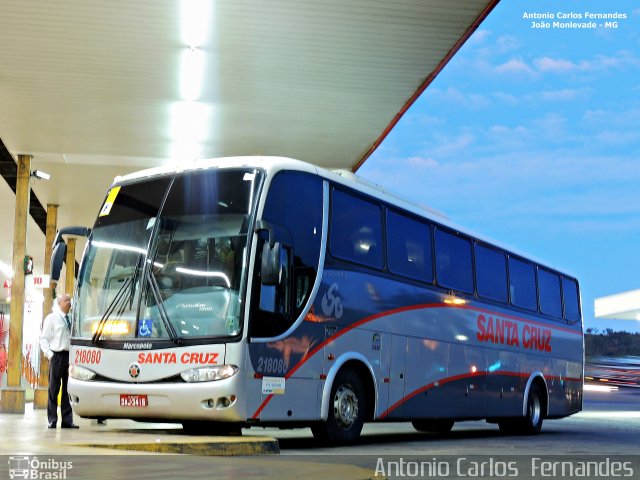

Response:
(585, 329), (640, 357)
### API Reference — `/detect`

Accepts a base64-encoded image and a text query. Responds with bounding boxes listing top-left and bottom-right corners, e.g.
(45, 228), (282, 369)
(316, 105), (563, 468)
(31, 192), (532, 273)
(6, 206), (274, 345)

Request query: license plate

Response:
(120, 394), (148, 407)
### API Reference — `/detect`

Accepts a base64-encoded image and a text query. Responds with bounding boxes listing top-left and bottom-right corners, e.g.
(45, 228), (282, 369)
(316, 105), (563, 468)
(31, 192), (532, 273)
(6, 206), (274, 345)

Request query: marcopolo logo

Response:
(8, 456), (73, 479)
(128, 362), (141, 379)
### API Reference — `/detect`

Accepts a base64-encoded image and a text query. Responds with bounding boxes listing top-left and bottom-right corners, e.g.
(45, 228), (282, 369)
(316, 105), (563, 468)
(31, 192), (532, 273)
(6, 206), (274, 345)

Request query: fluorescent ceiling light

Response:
(180, 47), (204, 101)
(170, 101), (211, 144)
(180, 0), (212, 48)
(169, 143), (204, 164)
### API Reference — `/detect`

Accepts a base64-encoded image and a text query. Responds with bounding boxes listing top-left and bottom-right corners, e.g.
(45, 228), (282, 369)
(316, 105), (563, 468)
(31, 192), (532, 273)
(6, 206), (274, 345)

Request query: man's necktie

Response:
(64, 315), (71, 331)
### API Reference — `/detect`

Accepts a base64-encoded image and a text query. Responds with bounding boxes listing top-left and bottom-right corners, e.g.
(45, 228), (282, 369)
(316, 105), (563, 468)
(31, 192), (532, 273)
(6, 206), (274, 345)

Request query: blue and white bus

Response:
(53, 157), (583, 444)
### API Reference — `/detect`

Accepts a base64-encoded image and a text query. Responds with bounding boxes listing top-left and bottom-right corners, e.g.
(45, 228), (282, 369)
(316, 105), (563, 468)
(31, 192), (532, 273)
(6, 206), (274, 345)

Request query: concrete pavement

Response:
(0, 403), (380, 479)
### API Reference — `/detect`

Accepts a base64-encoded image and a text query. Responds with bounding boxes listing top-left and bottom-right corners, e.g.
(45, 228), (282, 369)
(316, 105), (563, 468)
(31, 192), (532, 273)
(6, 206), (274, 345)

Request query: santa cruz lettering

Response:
(137, 352), (220, 364)
(476, 314), (552, 353)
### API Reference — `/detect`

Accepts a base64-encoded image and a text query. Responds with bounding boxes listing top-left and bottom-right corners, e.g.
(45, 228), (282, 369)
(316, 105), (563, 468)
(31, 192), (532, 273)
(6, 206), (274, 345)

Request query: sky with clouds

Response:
(358, 0), (640, 332)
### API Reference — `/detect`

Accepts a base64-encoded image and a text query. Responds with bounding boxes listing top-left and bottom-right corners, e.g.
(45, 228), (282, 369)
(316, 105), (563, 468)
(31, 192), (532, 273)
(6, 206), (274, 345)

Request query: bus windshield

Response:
(76, 168), (263, 342)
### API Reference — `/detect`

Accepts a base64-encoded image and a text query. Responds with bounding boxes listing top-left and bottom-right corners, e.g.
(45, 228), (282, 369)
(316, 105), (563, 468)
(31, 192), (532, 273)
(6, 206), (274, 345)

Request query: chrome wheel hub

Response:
(333, 384), (358, 429)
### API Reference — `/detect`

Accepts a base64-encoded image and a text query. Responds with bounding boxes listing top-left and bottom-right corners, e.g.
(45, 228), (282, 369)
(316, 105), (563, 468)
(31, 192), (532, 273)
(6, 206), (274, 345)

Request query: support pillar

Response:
(34, 204), (58, 409)
(1, 154), (31, 413)
(64, 238), (76, 295)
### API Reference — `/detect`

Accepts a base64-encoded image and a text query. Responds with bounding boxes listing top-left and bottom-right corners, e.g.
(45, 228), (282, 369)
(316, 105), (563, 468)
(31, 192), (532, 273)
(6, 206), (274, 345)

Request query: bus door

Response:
(247, 171), (324, 421)
(379, 333), (406, 419)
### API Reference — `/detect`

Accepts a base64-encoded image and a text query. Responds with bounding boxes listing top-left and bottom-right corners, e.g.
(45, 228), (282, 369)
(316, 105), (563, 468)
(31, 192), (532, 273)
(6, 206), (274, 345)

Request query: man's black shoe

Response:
(47, 422), (56, 428)
(61, 423), (79, 429)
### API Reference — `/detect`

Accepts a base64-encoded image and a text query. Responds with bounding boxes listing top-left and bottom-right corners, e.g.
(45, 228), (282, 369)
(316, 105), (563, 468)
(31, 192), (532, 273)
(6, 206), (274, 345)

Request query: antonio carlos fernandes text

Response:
(374, 457), (634, 478)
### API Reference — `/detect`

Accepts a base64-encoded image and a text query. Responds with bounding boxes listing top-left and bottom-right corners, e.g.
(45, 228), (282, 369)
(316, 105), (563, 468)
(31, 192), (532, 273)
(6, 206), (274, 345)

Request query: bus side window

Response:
(434, 228), (473, 294)
(562, 277), (581, 322)
(330, 188), (383, 270)
(475, 244), (507, 303)
(538, 268), (562, 318)
(509, 257), (537, 311)
(386, 210), (433, 283)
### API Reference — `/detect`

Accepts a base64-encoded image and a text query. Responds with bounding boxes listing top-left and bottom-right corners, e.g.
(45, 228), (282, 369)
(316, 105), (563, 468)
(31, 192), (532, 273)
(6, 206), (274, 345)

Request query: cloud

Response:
(583, 107), (640, 127)
(494, 58), (536, 76)
(492, 92), (519, 105)
(594, 51), (640, 69)
(533, 51), (640, 74)
(594, 130), (640, 145)
(495, 35), (521, 53)
(488, 125), (529, 139)
(559, 217), (640, 235)
(479, 52), (640, 83)
(530, 113), (571, 143)
(467, 29), (491, 46)
(428, 132), (476, 157)
(360, 149), (640, 245)
(406, 156), (439, 169)
(429, 87), (490, 109)
(539, 88), (591, 101)
(404, 113), (445, 128)
(501, 185), (640, 218)
(534, 57), (589, 73)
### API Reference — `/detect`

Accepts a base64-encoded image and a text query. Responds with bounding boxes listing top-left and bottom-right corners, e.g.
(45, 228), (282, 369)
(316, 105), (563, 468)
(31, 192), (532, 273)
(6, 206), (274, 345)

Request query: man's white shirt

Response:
(40, 310), (71, 359)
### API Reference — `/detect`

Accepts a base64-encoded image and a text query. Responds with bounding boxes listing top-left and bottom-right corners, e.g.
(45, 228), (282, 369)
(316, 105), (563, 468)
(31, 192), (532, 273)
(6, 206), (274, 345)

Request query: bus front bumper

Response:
(68, 376), (246, 422)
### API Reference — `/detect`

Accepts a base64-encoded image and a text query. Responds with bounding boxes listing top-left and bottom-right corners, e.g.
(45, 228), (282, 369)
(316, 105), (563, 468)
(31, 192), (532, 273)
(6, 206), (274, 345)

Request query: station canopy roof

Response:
(0, 0), (498, 295)
(595, 290), (640, 321)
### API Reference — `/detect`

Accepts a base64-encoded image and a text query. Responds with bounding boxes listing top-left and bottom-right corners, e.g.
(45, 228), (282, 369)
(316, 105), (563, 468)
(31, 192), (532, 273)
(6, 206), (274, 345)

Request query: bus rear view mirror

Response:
(50, 226), (91, 282)
(261, 242), (283, 286)
(50, 240), (67, 282)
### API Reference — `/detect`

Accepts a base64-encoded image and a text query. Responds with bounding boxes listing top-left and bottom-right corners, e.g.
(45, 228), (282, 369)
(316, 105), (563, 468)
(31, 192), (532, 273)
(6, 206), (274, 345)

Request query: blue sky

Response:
(358, 0), (640, 333)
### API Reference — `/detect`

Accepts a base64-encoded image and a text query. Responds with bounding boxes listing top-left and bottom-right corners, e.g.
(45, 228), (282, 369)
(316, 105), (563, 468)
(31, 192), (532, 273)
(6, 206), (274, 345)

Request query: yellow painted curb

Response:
(70, 436), (279, 456)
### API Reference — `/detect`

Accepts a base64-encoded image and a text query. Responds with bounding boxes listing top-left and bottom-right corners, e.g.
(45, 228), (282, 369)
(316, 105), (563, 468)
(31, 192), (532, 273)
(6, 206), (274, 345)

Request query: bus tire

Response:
(498, 383), (544, 435)
(311, 369), (365, 445)
(520, 383), (544, 435)
(411, 419), (454, 434)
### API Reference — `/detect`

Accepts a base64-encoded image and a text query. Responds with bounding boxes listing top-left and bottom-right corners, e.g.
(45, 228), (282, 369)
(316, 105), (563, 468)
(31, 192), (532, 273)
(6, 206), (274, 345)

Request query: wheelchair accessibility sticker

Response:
(138, 318), (153, 338)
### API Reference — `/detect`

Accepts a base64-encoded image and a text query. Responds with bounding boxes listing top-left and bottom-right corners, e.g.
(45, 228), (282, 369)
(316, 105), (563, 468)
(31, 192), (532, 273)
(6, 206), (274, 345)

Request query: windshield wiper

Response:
(147, 269), (181, 345)
(92, 276), (133, 344)
(119, 254), (143, 315)
(92, 254), (145, 344)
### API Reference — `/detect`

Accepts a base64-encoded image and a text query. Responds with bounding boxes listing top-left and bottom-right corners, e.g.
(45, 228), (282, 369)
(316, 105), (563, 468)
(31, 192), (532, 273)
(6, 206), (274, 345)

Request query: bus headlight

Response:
(69, 364), (97, 381)
(180, 365), (238, 383)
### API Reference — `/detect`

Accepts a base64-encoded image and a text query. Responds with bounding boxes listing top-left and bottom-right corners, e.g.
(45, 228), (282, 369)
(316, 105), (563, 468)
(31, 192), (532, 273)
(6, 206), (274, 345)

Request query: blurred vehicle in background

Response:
(586, 356), (640, 388)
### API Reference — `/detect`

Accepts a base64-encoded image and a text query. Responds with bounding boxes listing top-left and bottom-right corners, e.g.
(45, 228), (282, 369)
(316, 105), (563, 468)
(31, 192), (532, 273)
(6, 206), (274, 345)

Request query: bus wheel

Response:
(499, 384), (544, 435)
(412, 419), (454, 434)
(311, 369), (365, 445)
(520, 383), (544, 435)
